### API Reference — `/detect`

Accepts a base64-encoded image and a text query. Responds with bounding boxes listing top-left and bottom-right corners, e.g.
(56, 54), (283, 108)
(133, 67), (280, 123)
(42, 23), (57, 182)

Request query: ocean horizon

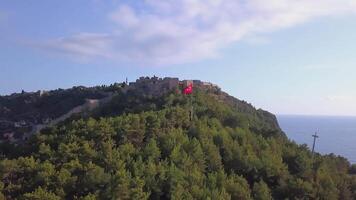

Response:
(277, 114), (356, 164)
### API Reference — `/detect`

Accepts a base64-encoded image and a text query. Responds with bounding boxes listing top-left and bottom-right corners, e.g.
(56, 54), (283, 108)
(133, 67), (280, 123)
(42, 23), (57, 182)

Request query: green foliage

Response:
(0, 88), (354, 199)
(252, 180), (272, 200)
(22, 187), (61, 200)
(0, 86), (111, 122)
(225, 174), (252, 200)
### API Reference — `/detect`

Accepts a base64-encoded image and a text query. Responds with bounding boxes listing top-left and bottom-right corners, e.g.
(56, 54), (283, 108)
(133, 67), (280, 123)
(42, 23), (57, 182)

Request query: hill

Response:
(0, 77), (355, 199)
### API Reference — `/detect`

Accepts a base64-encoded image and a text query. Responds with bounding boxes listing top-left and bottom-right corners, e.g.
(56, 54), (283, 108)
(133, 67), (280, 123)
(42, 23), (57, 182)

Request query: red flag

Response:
(183, 83), (193, 95)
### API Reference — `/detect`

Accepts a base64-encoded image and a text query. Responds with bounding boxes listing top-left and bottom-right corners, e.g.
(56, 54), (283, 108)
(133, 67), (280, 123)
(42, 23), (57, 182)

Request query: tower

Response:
(312, 132), (319, 160)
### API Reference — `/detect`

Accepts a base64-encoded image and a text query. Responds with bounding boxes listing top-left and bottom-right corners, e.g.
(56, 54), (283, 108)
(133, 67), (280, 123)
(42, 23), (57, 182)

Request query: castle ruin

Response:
(125, 76), (220, 95)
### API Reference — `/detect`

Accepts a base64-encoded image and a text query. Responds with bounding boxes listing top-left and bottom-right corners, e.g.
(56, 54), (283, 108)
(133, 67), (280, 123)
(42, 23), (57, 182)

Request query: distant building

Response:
(14, 122), (21, 128)
(126, 76), (179, 95)
(20, 120), (27, 126)
(38, 90), (49, 97)
(14, 120), (27, 128)
(182, 80), (193, 88)
(85, 99), (100, 111)
(124, 76), (220, 95)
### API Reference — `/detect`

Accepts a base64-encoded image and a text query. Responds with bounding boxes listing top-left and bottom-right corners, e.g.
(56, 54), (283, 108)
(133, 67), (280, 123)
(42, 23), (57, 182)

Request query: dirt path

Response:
(22, 93), (114, 140)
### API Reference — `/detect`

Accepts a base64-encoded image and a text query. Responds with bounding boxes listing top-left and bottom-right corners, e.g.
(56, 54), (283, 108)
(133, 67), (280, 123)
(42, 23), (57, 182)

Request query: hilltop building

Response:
(125, 76), (220, 95)
(0, 76), (221, 143)
(127, 76), (179, 95)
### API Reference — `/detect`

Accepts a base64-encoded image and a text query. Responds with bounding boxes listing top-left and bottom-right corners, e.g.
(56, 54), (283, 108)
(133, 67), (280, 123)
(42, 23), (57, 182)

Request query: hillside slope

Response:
(0, 78), (355, 199)
(0, 85), (119, 142)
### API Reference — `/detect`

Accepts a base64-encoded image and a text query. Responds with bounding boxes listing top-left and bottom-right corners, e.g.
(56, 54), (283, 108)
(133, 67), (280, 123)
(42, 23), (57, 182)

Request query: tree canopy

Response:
(0, 88), (355, 199)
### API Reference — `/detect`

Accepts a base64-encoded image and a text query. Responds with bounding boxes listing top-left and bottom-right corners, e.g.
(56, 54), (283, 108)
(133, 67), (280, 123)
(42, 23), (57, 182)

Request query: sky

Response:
(1, 0), (356, 116)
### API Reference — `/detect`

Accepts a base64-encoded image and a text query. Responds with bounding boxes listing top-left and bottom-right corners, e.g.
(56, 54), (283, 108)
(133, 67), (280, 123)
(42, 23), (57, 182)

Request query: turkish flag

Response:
(183, 84), (193, 95)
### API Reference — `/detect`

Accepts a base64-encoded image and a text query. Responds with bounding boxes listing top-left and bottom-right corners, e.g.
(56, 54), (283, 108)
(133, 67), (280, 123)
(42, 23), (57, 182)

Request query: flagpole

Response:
(182, 81), (194, 121)
(190, 94), (193, 121)
(182, 82), (193, 121)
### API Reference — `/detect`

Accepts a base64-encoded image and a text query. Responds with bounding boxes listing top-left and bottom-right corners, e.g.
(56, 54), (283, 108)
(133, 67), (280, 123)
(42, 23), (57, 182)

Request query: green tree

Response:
(225, 174), (252, 200)
(253, 180), (272, 200)
(22, 187), (60, 200)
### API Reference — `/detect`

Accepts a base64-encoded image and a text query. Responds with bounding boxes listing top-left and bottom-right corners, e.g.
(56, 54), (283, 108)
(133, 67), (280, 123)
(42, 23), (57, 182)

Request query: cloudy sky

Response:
(1, 0), (356, 116)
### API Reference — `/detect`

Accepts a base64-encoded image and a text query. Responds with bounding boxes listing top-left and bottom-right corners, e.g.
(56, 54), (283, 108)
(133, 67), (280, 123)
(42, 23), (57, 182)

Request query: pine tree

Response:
(253, 180), (272, 200)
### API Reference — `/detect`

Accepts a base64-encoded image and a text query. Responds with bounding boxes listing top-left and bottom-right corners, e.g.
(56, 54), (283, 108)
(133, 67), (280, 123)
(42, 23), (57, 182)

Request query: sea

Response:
(277, 115), (356, 164)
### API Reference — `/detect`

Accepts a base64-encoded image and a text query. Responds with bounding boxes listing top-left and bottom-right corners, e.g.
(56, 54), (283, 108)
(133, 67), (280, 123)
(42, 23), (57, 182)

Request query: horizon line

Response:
(277, 114), (356, 117)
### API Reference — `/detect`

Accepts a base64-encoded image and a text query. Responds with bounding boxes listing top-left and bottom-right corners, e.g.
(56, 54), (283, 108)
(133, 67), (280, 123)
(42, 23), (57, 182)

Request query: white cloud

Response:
(37, 33), (114, 61)
(38, 0), (356, 65)
(300, 64), (338, 70)
(326, 95), (356, 103)
(243, 35), (271, 45)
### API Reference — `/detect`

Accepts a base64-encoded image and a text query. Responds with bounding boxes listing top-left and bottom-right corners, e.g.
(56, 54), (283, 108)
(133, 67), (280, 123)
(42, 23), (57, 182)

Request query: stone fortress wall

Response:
(126, 76), (220, 95)
(1, 76), (221, 142)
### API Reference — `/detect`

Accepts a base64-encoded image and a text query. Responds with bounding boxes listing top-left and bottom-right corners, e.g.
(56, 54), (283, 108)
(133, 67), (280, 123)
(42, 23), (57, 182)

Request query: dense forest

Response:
(0, 86), (355, 199)
(0, 84), (120, 122)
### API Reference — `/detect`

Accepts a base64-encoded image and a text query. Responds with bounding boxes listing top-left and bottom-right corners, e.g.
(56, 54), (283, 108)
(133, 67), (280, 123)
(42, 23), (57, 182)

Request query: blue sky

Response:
(1, 0), (356, 116)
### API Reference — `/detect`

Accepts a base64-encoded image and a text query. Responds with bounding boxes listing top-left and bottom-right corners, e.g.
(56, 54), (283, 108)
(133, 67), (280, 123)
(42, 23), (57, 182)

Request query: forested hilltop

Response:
(0, 78), (355, 199)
